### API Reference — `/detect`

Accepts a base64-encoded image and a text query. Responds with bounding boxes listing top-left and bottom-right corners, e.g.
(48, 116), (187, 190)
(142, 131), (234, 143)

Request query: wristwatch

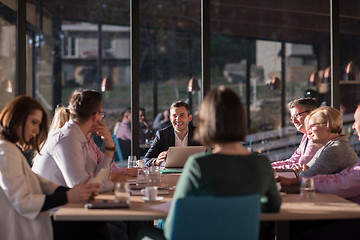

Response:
(105, 144), (116, 152)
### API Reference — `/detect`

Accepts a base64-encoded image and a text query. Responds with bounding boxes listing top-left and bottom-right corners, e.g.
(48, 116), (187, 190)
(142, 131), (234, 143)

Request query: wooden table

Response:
(54, 190), (360, 221)
(53, 193), (171, 221)
(262, 193), (360, 221)
(53, 174), (360, 239)
(54, 173), (180, 221)
(262, 193), (360, 239)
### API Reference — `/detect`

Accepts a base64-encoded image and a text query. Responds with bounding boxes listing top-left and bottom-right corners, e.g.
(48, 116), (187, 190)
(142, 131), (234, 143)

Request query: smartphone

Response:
(84, 201), (129, 209)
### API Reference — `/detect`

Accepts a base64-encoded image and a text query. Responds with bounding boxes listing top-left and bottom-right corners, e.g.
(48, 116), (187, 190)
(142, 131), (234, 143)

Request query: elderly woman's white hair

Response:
(304, 106), (343, 134)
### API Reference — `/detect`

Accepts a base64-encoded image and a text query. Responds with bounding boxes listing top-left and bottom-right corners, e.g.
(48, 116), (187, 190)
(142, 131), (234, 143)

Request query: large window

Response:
(0, 5), (16, 110)
(4, 0), (360, 159)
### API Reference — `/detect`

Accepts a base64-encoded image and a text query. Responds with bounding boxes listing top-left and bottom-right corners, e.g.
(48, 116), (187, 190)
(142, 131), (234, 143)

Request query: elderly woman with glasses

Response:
(272, 98), (321, 169)
(293, 106), (358, 177)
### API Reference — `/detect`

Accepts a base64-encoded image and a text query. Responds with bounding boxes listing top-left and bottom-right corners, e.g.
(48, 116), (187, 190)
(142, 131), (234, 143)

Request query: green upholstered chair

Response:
(169, 194), (261, 240)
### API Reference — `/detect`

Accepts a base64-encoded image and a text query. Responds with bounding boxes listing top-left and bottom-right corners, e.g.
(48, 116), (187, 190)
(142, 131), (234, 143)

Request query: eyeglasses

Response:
(290, 110), (311, 123)
(93, 111), (106, 119)
(99, 111), (106, 119)
(308, 122), (326, 130)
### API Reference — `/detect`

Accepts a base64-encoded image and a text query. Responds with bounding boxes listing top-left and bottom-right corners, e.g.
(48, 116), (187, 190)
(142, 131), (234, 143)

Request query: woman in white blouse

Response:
(0, 96), (100, 240)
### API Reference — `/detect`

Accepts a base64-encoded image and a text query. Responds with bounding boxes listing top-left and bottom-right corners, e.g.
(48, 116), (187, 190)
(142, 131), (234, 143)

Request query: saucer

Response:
(142, 196), (164, 202)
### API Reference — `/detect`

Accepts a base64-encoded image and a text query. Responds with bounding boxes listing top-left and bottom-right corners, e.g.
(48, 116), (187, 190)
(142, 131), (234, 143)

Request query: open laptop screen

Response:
(164, 146), (206, 168)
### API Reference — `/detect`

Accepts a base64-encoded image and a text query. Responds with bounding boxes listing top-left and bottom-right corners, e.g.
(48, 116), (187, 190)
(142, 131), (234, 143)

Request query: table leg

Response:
(276, 221), (289, 240)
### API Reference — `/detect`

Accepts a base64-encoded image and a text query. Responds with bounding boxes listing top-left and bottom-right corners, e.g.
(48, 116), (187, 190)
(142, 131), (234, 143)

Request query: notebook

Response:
(164, 146), (206, 168)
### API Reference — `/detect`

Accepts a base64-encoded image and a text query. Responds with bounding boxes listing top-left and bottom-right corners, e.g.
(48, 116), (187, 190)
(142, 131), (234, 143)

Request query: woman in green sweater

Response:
(164, 86), (281, 239)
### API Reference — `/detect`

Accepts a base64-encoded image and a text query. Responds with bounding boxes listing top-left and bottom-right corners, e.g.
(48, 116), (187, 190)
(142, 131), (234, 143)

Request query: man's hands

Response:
(96, 122), (115, 149)
(275, 175), (299, 186)
(96, 122), (116, 157)
(275, 175), (301, 193)
(66, 173), (100, 203)
(154, 151), (168, 166)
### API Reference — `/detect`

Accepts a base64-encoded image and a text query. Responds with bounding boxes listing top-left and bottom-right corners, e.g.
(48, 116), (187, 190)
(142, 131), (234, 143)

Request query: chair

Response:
(169, 194), (261, 240)
(112, 134), (124, 162)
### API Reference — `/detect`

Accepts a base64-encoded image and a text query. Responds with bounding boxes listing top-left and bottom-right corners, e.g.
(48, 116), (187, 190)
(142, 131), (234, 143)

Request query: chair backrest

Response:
(169, 194), (261, 240)
(112, 134), (124, 162)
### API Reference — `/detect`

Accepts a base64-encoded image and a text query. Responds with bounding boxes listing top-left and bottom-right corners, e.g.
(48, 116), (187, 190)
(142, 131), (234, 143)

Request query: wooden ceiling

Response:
(35, 0), (360, 44)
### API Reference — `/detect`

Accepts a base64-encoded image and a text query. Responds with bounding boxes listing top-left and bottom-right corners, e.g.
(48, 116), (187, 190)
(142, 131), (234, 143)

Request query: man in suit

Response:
(144, 101), (200, 166)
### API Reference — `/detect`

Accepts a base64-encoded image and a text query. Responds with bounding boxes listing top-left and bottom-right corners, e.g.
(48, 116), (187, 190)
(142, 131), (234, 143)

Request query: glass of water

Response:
(114, 182), (130, 204)
(300, 177), (316, 199)
(136, 169), (147, 187)
(148, 166), (161, 186)
(127, 156), (138, 168)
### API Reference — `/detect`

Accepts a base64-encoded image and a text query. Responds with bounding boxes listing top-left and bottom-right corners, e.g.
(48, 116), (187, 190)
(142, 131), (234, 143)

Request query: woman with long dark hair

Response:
(0, 96), (100, 240)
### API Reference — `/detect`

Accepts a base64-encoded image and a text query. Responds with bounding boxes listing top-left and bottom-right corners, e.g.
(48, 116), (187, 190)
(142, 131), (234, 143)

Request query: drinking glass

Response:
(300, 177), (316, 199)
(127, 156), (138, 168)
(148, 166), (161, 185)
(136, 169), (147, 187)
(114, 182), (130, 204)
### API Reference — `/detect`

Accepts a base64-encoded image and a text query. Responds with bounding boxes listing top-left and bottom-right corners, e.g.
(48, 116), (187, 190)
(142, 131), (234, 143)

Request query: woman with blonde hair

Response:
(295, 106), (358, 177)
(49, 105), (71, 133)
(47, 105), (126, 178)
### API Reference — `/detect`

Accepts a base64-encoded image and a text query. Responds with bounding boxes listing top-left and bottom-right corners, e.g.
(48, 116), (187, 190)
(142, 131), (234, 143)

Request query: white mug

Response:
(141, 186), (158, 201)
(137, 159), (145, 168)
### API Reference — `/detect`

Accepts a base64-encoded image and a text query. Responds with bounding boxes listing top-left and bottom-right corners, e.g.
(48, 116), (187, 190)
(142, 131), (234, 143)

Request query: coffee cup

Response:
(137, 159), (145, 168)
(141, 186), (158, 201)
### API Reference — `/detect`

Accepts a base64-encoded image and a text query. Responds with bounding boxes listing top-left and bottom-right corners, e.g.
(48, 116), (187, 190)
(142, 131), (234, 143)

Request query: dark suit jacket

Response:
(144, 125), (200, 166)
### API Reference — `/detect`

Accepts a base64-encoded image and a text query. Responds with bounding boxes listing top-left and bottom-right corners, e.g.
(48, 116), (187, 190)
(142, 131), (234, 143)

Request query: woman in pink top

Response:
(272, 98), (321, 169)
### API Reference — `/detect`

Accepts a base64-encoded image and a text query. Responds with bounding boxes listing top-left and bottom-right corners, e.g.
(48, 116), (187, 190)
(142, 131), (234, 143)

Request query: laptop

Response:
(164, 146), (206, 168)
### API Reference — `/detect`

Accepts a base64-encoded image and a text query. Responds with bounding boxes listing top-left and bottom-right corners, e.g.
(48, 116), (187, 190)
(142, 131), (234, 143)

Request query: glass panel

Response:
(139, 0), (201, 130)
(61, 21), (101, 98)
(33, 26), (55, 111)
(28, 0), (360, 162)
(138, 0), (201, 158)
(210, 1), (330, 161)
(1, 0), (15, 10)
(42, 11), (53, 36)
(253, 40), (282, 131)
(60, 21), (131, 130)
(339, 1), (360, 154)
(26, 2), (38, 27)
(26, 34), (33, 96)
(0, 17), (16, 109)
